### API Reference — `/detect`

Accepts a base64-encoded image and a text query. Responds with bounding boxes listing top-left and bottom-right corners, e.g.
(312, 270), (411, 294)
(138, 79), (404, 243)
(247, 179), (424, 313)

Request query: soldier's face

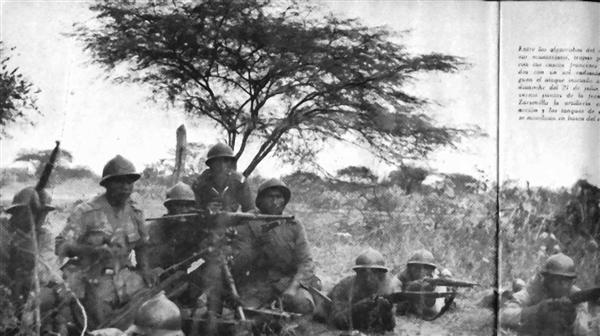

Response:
(258, 189), (286, 215)
(165, 201), (196, 215)
(544, 274), (575, 298)
(8, 206), (48, 232)
(356, 268), (387, 292)
(407, 264), (435, 280)
(208, 158), (234, 174)
(104, 177), (135, 206)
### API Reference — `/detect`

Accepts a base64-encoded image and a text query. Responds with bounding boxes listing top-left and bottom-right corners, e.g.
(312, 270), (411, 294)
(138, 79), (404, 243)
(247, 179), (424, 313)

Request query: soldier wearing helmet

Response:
(1, 187), (65, 334)
(147, 182), (202, 269)
(90, 291), (184, 336)
(324, 248), (400, 332)
(191, 143), (253, 213)
(395, 249), (452, 318)
(500, 253), (592, 336)
(56, 155), (153, 328)
(231, 178), (320, 315)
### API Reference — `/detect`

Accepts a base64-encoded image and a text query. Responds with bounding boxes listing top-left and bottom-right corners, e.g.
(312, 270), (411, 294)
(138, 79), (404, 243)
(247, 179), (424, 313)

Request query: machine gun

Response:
(145, 210), (294, 222)
(421, 277), (479, 288)
(380, 291), (457, 303)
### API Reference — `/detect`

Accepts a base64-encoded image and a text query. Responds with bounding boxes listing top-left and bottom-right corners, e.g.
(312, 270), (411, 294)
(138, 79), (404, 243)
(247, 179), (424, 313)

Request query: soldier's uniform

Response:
(191, 143), (253, 212)
(326, 249), (400, 333)
(500, 254), (592, 336)
(232, 179), (319, 314)
(56, 156), (148, 328)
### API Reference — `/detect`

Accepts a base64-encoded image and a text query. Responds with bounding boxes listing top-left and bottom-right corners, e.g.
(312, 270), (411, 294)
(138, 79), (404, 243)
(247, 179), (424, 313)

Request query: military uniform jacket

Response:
(146, 217), (206, 269)
(232, 213), (316, 292)
(192, 169), (253, 212)
(57, 194), (147, 276)
(500, 274), (592, 336)
(326, 274), (401, 330)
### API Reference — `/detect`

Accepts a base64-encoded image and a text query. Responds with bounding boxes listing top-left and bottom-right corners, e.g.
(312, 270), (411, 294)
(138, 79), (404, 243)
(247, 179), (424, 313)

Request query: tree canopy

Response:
(74, 0), (473, 176)
(0, 42), (40, 138)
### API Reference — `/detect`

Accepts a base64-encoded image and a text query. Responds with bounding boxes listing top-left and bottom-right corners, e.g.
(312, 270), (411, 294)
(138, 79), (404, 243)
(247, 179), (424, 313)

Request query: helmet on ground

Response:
(100, 155), (140, 187)
(5, 187), (55, 214)
(256, 178), (291, 207)
(541, 253), (576, 278)
(164, 182), (196, 207)
(205, 143), (236, 166)
(407, 249), (437, 268)
(352, 248), (389, 272)
(124, 291), (184, 336)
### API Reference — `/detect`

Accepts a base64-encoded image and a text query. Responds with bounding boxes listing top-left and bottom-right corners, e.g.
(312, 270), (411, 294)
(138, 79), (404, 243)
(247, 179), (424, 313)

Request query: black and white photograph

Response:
(0, 1), (598, 335)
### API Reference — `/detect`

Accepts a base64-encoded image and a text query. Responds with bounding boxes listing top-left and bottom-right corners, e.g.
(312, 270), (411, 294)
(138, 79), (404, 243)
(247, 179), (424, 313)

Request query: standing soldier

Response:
(56, 155), (153, 328)
(2, 187), (65, 334)
(191, 143), (253, 213)
(500, 253), (592, 336)
(232, 178), (320, 314)
(325, 248), (400, 333)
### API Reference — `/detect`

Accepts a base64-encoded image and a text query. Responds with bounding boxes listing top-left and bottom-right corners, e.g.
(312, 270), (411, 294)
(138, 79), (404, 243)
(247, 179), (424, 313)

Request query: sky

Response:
(0, 1), (593, 188)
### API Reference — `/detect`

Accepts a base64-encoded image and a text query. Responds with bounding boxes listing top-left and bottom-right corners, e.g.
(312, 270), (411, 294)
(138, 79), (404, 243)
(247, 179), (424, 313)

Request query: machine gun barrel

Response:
(146, 211), (294, 222)
(423, 277), (479, 288)
(35, 141), (60, 191)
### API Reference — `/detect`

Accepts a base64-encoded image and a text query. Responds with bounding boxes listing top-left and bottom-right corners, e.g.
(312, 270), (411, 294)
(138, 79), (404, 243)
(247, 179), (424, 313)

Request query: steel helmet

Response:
(407, 249), (437, 268)
(124, 291), (184, 336)
(164, 182), (196, 206)
(5, 187), (55, 214)
(205, 143), (236, 165)
(541, 253), (576, 278)
(256, 178), (291, 208)
(352, 248), (389, 272)
(100, 155), (141, 186)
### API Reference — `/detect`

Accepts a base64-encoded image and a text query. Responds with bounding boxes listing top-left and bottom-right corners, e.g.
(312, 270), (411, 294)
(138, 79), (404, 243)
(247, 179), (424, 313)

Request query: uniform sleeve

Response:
(328, 280), (352, 330)
(229, 222), (258, 278)
(192, 172), (209, 210)
(500, 288), (536, 332)
(291, 221), (316, 284)
(573, 303), (592, 336)
(55, 206), (86, 257)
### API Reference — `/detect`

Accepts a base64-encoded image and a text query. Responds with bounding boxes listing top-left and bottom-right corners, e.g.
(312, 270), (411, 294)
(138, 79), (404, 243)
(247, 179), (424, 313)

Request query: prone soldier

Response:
(500, 253), (593, 336)
(56, 155), (154, 329)
(395, 249), (455, 318)
(232, 178), (320, 314)
(191, 143), (253, 213)
(324, 248), (400, 333)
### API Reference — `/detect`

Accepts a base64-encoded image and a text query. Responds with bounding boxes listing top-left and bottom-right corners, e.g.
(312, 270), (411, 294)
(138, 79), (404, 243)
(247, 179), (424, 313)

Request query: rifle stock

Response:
(569, 287), (600, 305)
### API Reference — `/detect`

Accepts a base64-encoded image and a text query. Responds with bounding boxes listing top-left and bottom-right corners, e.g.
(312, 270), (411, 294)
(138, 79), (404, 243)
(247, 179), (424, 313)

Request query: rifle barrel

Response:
(569, 287), (600, 305)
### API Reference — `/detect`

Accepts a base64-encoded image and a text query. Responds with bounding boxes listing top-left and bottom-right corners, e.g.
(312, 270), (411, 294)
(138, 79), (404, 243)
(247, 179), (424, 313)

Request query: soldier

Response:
(191, 143), (253, 213)
(325, 248), (400, 333)
(395, 249), (452, 318)
(147, 182), (202, 269)
(56, 155), (153, 328)
(2, 187), (66, 335)
(500, 253), (592, 336)
(91, 291), (184, 336)
(232, 178), (320, 314)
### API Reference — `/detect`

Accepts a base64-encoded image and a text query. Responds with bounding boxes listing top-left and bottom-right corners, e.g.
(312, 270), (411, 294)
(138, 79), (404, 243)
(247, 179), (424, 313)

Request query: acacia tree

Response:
(74, 0), (472, 176)
(0, 42), (40, 138)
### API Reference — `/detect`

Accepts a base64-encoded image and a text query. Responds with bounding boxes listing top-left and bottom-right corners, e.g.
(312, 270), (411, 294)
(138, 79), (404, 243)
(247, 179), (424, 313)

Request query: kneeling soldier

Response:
(326, 248), (400, 333)
(500, 253), (592, 336)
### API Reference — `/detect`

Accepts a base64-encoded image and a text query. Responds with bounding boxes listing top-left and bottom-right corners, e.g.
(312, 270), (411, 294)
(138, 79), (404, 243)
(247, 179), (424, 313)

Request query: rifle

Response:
(146, 210), (294, 222)
(381, 291), (457, 303)
(98, 251), (207, 329)
(569, 286), (600, 305)
(35, 141), (61, 191)
(421, 277), (479, 288)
